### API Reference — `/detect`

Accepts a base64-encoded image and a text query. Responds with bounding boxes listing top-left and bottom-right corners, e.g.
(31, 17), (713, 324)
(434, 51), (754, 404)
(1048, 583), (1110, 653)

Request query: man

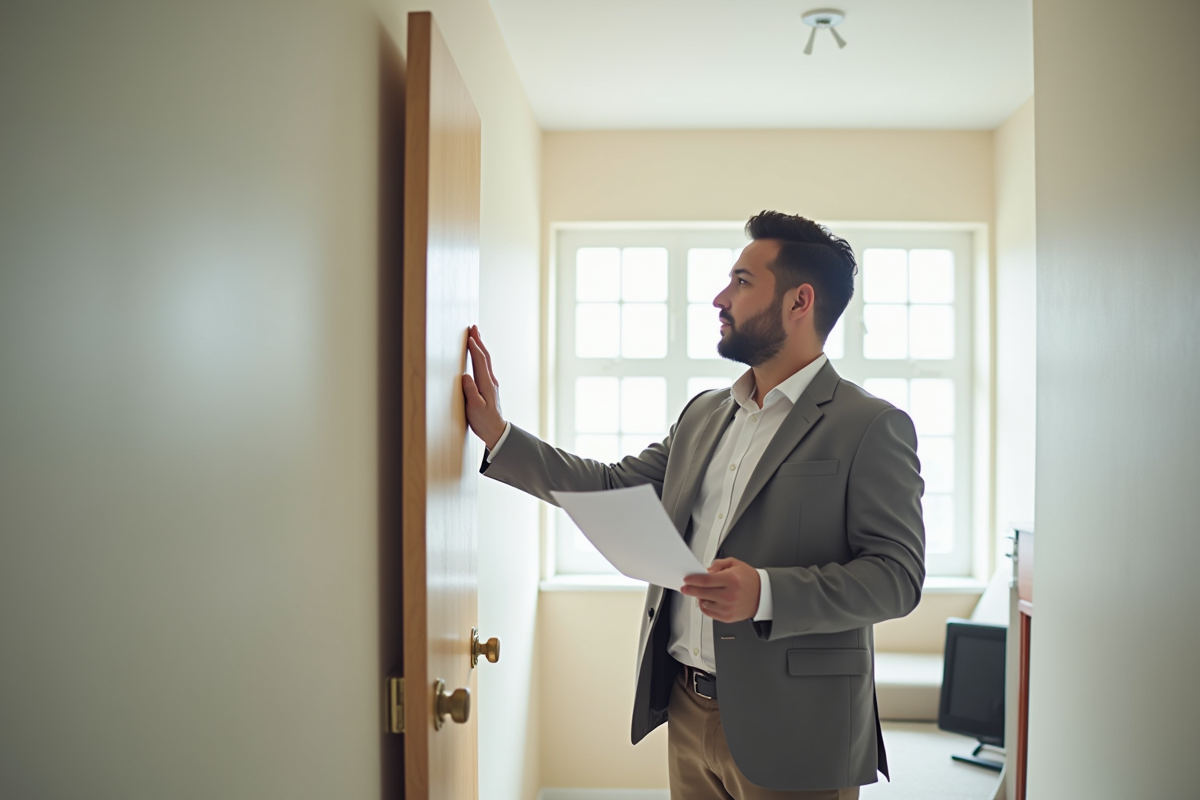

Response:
(462, 211), (925, 799)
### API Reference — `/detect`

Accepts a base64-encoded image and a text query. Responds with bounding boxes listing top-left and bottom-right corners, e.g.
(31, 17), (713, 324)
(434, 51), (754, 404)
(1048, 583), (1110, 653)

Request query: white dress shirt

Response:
(667, 354), (828, 674)
(487, 354), (829, 675)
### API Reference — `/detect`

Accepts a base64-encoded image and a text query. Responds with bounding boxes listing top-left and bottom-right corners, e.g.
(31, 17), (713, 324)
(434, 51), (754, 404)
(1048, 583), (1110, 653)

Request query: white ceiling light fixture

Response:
(802, 8), (848, 55)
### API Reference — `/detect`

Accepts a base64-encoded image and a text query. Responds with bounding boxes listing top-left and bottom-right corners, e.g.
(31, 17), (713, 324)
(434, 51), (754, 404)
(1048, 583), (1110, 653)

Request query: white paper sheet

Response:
(550, 484), (706, 590)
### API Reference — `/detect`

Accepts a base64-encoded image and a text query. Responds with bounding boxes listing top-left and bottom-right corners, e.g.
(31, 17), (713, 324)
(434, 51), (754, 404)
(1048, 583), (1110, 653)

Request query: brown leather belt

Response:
(684, 664), (718, 700)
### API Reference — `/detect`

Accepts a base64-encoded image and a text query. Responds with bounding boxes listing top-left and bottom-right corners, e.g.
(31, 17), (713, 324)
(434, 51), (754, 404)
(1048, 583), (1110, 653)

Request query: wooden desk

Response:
(1015, 528), (1034, 800)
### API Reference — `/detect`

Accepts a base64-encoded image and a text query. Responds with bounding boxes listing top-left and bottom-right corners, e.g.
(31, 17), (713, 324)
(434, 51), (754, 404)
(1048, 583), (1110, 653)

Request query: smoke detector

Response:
(801, 8), (848, 55)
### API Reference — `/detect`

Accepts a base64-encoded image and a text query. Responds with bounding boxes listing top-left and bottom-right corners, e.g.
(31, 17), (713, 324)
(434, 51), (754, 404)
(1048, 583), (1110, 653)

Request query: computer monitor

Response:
(938, 618), (1006, 768)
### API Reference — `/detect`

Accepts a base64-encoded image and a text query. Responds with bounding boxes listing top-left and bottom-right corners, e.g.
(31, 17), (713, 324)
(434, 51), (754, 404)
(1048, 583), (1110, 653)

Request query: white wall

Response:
(0, 4), (382, 797)
(0, 2), (543, 799)
(993, 97), (1037, 560)
(543, 129), (994, 224)
(1029, 1), (1200, 797)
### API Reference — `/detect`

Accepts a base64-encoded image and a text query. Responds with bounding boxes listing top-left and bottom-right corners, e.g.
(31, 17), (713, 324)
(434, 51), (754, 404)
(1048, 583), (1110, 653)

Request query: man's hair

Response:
(745, 210), (857, 339)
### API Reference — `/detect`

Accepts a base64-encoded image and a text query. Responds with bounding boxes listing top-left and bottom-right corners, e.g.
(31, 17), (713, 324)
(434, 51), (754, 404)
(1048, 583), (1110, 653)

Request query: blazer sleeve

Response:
(755, 406), (926, 639)
(480, 423), (673, 505)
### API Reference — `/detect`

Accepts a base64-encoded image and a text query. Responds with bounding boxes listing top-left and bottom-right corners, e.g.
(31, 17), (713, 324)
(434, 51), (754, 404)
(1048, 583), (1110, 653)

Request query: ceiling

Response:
(487, 0), (1033, 130)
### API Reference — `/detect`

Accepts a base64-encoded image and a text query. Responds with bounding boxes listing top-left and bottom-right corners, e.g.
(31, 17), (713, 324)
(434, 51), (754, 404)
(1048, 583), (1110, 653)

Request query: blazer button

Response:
(648, 608), (655, 619)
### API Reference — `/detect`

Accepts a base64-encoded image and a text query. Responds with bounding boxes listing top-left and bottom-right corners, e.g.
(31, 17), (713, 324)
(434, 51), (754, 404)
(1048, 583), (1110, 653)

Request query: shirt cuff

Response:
(753, 568), (773, 621)
(485, 422), (512, 463)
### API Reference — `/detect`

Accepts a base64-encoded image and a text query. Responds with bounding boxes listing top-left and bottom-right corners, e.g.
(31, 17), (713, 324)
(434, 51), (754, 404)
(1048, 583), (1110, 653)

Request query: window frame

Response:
(544, 221), (992, 581)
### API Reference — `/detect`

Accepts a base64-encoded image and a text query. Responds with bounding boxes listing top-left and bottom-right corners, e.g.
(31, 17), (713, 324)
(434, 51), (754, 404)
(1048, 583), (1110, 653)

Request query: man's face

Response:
(713, 240), (787, 367)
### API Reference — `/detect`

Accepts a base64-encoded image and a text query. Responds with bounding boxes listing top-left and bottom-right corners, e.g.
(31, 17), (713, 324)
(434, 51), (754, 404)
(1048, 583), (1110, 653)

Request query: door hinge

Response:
(387, 677), (405, 734)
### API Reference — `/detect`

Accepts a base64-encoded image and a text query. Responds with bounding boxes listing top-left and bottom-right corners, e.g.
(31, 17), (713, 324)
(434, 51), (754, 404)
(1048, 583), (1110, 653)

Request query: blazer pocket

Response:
(776, 459), (839, 477)
(787, 648), (870, 676)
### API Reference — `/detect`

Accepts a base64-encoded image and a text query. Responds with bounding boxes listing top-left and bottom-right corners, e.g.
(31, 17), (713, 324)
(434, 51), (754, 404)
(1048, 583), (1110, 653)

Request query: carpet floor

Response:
(860, 722), (1003, 800)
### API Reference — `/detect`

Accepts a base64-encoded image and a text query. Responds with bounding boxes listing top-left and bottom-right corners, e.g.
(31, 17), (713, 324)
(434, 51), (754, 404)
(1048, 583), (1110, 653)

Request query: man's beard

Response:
(716, 301), (786, 366)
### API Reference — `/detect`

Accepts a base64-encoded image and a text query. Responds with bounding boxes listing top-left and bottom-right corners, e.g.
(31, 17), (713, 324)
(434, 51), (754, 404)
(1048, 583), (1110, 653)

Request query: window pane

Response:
(574, 434), (620, 463)
(575, 303), (620, 358)
(620, 377), (667, 433)
(571, 525), (600, 554)
(621, 304), (668, 358)
(909, 305), (955, 360)
(863, 249), (908, 303)
(923, 494), (955, 553)
(621, 247), (669, 302)
(687, 248), (733, 303)
(919, 436), (955, 493)
(687, 376), (733, 398)
(864, 378), (909, 412)
(621, 433), (665, 458)
(575, 247), (621, 302)
(909, 249), (955, 303)
(910, 378), (955, 435)
(575, 377), (619, 433)
(824, 316), (845, 360)
(863, 304), (908, 359)
(688, 303), (722, 360)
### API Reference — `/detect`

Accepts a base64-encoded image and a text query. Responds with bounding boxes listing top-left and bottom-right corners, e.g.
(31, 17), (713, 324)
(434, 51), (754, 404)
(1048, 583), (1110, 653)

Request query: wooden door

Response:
(380, 11), (482, 800)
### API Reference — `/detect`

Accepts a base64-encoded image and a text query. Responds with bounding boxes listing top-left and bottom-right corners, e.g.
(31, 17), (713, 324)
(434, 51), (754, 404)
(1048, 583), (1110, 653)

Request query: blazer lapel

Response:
(670, 394), (737, 537)
(724, 361), (840, 534)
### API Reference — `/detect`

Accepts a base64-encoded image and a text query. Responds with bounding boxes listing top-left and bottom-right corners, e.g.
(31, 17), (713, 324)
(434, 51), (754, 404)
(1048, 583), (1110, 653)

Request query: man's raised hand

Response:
(462, 325), (507, 450)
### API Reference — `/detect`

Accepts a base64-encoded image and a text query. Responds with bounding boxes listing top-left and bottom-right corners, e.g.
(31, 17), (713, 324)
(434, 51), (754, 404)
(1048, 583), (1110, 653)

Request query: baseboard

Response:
(537, 789), (670, 800)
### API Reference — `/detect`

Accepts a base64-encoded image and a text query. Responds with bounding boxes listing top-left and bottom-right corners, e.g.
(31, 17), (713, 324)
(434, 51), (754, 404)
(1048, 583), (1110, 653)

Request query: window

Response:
(552, 225), (979, 577)
(823, 228), (976, 576)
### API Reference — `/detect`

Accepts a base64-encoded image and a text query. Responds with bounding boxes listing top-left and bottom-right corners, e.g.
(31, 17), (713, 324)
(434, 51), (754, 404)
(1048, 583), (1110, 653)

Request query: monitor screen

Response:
(937, 619), (1006, 745)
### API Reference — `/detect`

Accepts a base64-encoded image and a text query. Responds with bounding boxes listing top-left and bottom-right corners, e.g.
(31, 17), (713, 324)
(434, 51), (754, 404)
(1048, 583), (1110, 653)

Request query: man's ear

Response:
(787, 284), (816, 320)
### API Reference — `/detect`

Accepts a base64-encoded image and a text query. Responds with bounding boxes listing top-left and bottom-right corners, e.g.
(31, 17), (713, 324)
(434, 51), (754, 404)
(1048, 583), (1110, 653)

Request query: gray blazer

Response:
(482, 361), (925, 791)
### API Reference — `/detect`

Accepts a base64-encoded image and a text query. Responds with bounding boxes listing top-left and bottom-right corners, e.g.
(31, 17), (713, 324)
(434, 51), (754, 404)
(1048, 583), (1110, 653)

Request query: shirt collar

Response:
(730, 353), (829, 411)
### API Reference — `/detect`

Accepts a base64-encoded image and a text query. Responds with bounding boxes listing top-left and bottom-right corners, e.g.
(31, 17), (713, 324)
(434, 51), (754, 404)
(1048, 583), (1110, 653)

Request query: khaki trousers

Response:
(667, 672), (861, 800)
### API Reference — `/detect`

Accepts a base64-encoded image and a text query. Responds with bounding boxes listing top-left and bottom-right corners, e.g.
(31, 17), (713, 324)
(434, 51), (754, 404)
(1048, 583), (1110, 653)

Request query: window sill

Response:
(921, 576), (988, 594)
(539, 574), (988, 594)
(540, 574), (647, 592)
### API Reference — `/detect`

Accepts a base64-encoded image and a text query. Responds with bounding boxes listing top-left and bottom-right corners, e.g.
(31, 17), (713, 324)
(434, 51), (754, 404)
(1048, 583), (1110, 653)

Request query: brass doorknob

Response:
(471, 627), (500, 667)
(434, 679), (470, 730)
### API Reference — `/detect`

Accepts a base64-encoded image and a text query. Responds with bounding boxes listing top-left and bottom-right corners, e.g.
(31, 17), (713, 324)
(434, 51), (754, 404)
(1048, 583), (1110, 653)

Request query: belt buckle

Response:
(692, 669), (714, 700)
